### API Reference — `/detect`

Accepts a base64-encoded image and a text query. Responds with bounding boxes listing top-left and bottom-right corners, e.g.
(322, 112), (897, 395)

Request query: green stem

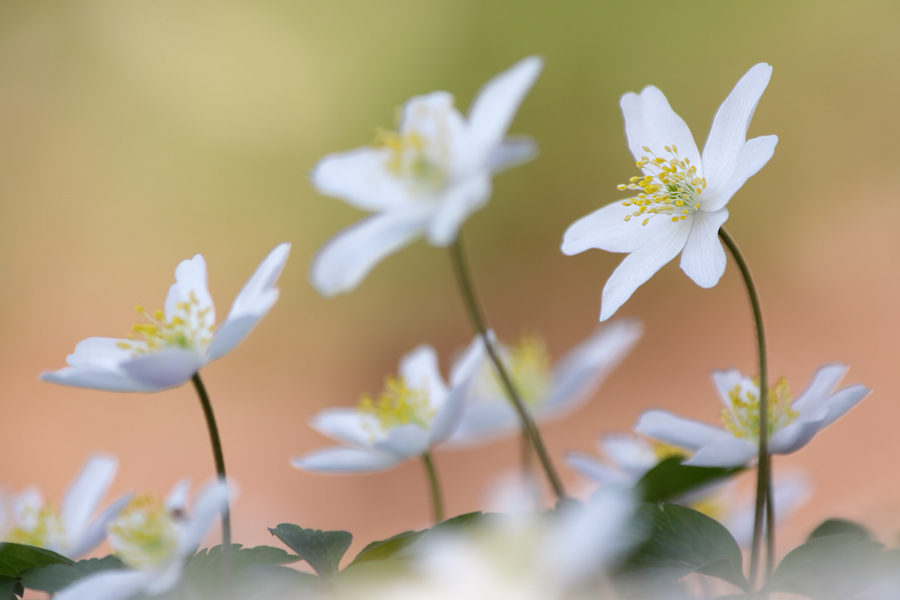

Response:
(718, 228), (771, 587)
(448, 236), (567, 501)
(422, 452), (444, 523)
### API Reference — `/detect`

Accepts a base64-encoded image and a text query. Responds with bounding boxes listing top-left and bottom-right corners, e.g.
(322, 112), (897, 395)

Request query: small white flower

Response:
(41, 244), (290, 393)
(566, 432), (685, 488)
(562, 64), (778, 321)
(292, 337), (485, 473)
(2, 454), (130, 559)
(449, 320), (642, 445)
(309, 57), (543, 297)
(635, 364), (871, 467)
(55, 479), (231, 600)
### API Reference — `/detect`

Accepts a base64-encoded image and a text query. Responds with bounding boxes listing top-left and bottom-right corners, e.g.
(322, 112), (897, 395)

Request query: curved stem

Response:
(718, 228), (770, 586)
(422, 452), (444, 523)
(448, 236), (567, 501)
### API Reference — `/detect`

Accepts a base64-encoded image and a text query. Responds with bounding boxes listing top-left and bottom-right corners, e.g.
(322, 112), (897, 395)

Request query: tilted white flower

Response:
(562, 63), (778, 321)
(292, 337), (485, 474)
(55, 479), (231, 600)
(2, 454), (130, 559)
(449, 320), (642, 445)
(566, 432), (686, 488)
(41, 243), (290, 393)
(635, 363), (871, 467)
(309, 56), (543, 297)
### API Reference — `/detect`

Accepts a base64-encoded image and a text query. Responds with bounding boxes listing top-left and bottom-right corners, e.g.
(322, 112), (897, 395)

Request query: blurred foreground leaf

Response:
(0, 577), (21, 600)
(808, 518), (872, 542)
(0, 543), (73, 578)
(269, 525), (352, 579)
(637, 456), (743, 504)
(20, 555), (123, 593)
(184, 544), (303, 594)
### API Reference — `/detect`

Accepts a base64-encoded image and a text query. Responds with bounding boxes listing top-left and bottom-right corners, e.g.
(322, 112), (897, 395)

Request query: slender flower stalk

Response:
(190, 373), (231, 548)
(448, 236), (566, 501)
(717, 227), (770, 585)
(421, 452), (444, 523)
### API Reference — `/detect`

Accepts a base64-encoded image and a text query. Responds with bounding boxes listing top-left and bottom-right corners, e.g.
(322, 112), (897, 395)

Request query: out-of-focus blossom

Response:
(55, 480), (231, 600)
(41, 244), (290, 393)
(309, 57), (542, 297)
(2, 454), (130, 559)
(292, 337), (484, 473)
(449, 320), (642, 445)
(566, 432), (686, 488)
(636, 364), (870, 467)
(562, 64), (777, 321)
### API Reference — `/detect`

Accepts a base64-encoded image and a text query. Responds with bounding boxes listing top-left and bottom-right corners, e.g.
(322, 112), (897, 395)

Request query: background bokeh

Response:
(2, 0), (899, 562)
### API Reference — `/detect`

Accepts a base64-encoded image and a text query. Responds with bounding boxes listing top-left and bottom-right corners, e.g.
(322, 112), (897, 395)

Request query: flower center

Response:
(474, 335), (553, 409)
(107, 495), (179, 570)
(116, 292), (215, 356)
(651, 440), (688, 461)
(721, 378), (798, 441)
(6, 504), (65, 550)
(617, 145), (706, 226)
(357, 376), (435, 433)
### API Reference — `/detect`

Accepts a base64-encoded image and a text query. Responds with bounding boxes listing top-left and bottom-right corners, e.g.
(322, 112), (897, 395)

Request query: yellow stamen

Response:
(617, 145), (705, 226)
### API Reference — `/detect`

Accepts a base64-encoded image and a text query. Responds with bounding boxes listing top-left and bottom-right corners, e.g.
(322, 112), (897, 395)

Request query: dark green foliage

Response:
(20, 555), (124, 593)
(0, 543), (73, 578)
(637, 456), (743, 504)
(268, 525), (352, 579)
(807, 518), (872, 542)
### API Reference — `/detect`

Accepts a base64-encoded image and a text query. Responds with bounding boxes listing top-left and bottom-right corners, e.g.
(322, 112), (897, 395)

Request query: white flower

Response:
(309, 56), (543, 297)
(566, 433), (685, 488)
(41, 243), (290, 393)
(635, 364), (871, 467)
(561, 64), (778, 321)
(292, 337), (485, 473)
(449, 320), (642, 445)
(55, 479), (231, 600)
(2, 454), (130, 559)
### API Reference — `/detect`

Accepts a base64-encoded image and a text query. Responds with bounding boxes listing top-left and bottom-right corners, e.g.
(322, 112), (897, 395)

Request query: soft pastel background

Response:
(1, 0), (898, 562)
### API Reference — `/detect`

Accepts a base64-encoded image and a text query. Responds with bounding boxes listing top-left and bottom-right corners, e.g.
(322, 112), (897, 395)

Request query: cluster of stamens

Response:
(107, 494), (179, 570)
(617, 145), (706, 226)
(721, 377), (798, 441)
(116, 291), (215, 356)
(6, 504), (65, 549)
(374, 101), (452, 194)
(357, 376), (435, 435)
(476, 335), (552, 408)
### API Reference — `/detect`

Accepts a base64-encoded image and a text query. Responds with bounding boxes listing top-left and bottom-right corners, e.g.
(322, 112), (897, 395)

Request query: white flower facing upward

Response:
(41, 243), (290, 392)
(292, 337), (485, 474)
(310, 56), (543, 297)
(562, 63), (778, 321)
(449, 320), (642, 445)
(55, 479), (231, 600)
(2, 454), (130, 559)
(635, 364), (871, 467)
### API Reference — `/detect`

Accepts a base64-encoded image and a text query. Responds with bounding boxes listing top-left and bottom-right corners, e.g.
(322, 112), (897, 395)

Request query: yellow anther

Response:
(357, 376), (434, 432)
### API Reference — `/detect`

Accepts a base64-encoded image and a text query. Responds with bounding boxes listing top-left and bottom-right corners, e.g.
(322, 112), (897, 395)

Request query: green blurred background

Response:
(2, 0), (899, 556)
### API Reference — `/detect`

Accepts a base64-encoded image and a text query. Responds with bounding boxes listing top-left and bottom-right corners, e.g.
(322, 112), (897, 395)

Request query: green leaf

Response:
(20, 555), (124, 593)
(807, 518), (872, 542)
(0, 578), (21, 600)
(637, 456), (743, 504)
(268, 525), (352, 579)
(768, 533), (887, 599)
(348, 530), (423, 567)
(183, 544), (302, 594)
(0, 543), (74, 578)
(615, 503), (748, 594)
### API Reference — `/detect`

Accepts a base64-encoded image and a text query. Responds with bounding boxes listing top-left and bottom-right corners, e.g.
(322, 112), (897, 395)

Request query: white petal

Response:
(309, 211), (429, 297)
(565, 452), (634, 486)
(60, 454), (117, 551)
(119, 349), (205, 390)
(311, 409), (376, 448)
(485, 137), (537, 173)
(374, 424), (430, 457)
(446, 402), (518, 445)
(292, 447), (403, 474)
(399, 345), (449, 409)
(40, 366), (154, 393)
(425, 174), (492, 246)
(701, 135), (778, 212)
(55, 569), (156, 600)
(792, 363), (849, 414)
(635, 410), (733, 451)
(768, 421), (823, 455)
(206, 243), (290, 361)
(679, 209), (729, 288)
(711, 368), (758, 409)
(620, 86), (701, 170)
(816, 384), (870, 429)
(684, 438), (758, 467)
(466, 56), (543, 159)
(601, 433), (658, 475)
(180, 480), (231, 556)
(68, 492), (132, 560)
(701, 64), (773, 192)
(165, 254), (216, 334)
(311, 147), (415, 212)
(165, 479), (191, 513)
(65, 337), (133, 370)
(561, 201), (674, 256)
(541, 319), (643, 418)
(599, 221), (691, 321)
(448, 334), (487, 388)
(143, 561), (185, 596)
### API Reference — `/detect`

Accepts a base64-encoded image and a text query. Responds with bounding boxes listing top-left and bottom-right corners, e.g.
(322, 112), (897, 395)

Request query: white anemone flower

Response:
(562, 63), (778, 321)
(292, 337), (485, 473)
(55, 479), (231, 600)
(2, 454), (130, 559)
(41, 244), (290, 393)
(566, 433), (686, 488)
(635, 364), (871, 467)
(309, 56), (543, 297)
(449, 320), (642, 445)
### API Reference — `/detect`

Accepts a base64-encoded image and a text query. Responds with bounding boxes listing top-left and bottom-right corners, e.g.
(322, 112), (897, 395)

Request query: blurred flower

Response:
(55, 479), (230, 600)
(41, 244), (290, 392)
(309, 56), (543, 297)
(292, 337), (485, 473)
(449, 320), (642, 445)
(635, 364), (870, 467)
(2, 454), (130, 559)
(561, 64), (778, 321)
(566, 432), (685, 488)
